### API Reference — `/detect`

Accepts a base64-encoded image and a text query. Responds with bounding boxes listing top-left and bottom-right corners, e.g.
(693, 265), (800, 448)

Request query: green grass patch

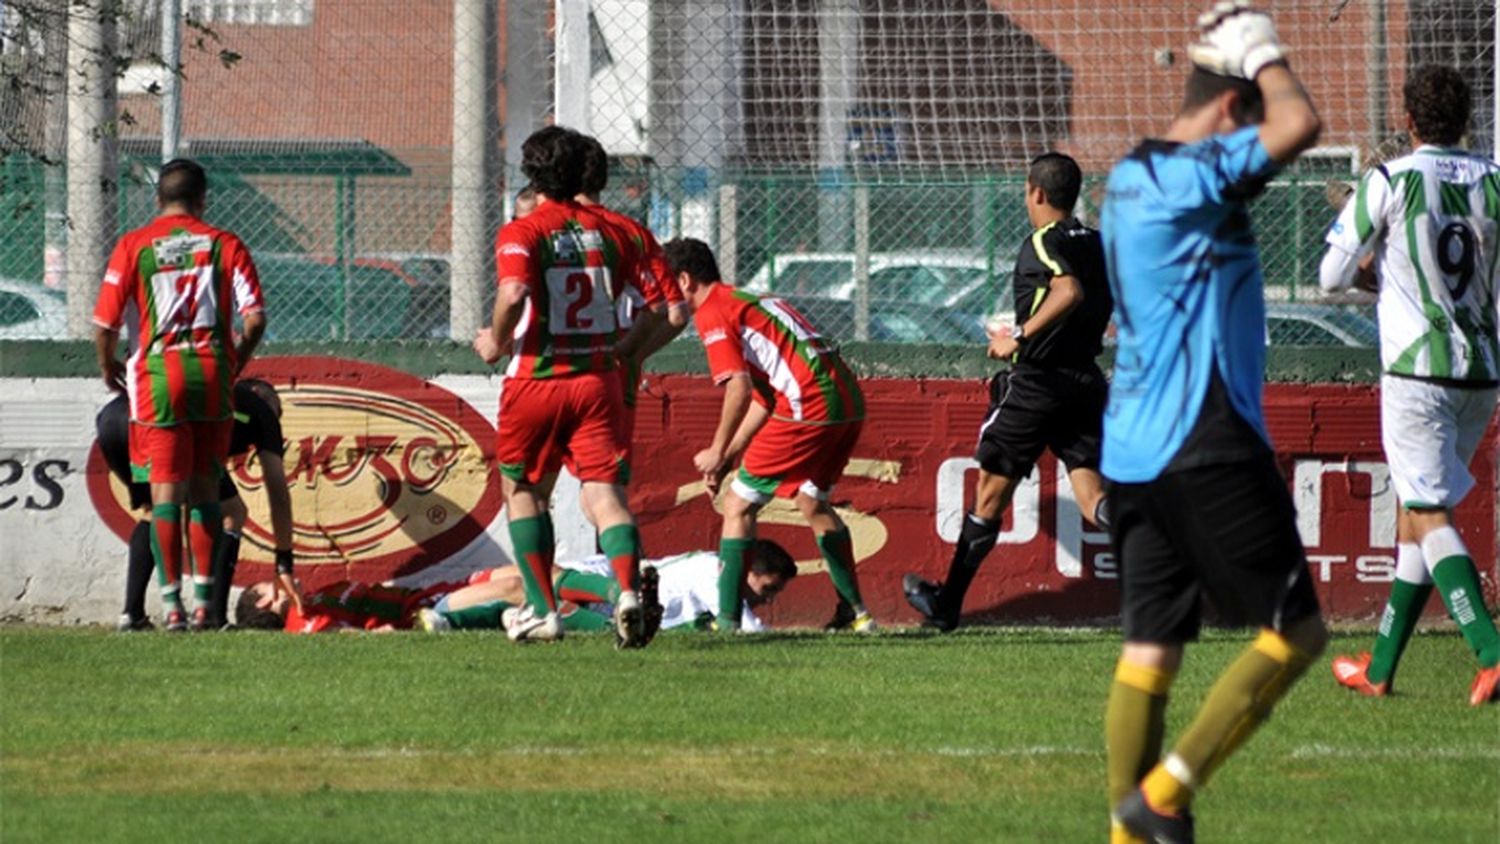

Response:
(2, 627), (1495, 842)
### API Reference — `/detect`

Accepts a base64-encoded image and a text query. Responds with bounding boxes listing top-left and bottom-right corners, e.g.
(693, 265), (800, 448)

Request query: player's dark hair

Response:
(521, 126), (586, 201)
(234, 588), (284, 630)
(1027, 152), (1082, 213)
(1181, 68), (1263, 125)
(1404, 64), (1470, 146)
(157, 158), (207, 207)
(662, 238), (721, 283)
(749, 540), (797, 580)
(578, 135), (609, 196)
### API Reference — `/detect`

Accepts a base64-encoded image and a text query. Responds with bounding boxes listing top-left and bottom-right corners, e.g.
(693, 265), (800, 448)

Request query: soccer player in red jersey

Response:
(92, 159), (267, 631)
(474, 127), (655, 647)
(664, 238), (876, 633)
(574, 135), (690, 445)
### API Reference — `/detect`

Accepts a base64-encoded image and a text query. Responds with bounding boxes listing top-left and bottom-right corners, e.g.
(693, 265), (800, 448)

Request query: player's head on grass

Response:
(521, 126), (586, 202)
(663, 237), (722, 304)
(745, 539), (797, 607)
(1404, 64), (1470, 147)
(1179, 67), (1264, 130)
(578, 135), (609, 199)
(156, 158), (207, 216)
(1025, 152), (1082, 223)
(235, 582), (290, 629)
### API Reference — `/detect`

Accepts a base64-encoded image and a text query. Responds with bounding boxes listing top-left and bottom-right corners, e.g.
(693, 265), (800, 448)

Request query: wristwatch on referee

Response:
(1013, 324), (1028, 345)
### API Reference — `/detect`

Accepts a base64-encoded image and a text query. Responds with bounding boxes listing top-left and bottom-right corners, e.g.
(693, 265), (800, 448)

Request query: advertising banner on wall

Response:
(1, 357), (1494, 626)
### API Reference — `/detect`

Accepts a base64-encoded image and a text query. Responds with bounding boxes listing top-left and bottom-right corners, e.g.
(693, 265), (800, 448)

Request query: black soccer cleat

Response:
(1113, 788), (1195, 844)
(902, 573), (958, 632)
(640, 565), (664, 645)
(823, 597), (857, 631)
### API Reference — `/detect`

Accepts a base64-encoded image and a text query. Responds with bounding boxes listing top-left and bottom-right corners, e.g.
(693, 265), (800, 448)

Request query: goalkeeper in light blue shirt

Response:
(1098, 3), (1329, 843)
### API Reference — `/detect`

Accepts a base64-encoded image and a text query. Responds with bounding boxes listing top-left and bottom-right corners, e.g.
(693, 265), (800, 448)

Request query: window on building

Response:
(188, 0), (314, 27)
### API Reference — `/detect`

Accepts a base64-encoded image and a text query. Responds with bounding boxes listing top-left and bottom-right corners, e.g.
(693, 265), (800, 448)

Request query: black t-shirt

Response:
(228, 383), (284, 459)
(1011, 216), (1113, 370)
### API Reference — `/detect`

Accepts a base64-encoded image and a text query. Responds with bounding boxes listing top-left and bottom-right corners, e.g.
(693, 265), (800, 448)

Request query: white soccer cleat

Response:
(613, 589), (646, 649)
(503, 606), (564, 643)
(851, 611), (879, 634)
(415, 607), (451, 633)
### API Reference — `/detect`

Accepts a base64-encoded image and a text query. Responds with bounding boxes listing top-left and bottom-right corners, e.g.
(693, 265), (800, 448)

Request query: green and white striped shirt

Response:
(1322, 146), (1500, 382)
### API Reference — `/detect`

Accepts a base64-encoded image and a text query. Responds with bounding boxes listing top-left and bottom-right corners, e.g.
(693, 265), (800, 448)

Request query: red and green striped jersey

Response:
(593, 204), (681, 308)
(283, 579), (460, 633)
(92, 214), (264, 426)
(693, 285), (864, 423)
(494, 200), (645, 379)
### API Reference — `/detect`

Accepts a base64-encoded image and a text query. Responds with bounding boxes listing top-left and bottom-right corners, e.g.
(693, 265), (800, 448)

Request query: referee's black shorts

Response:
(973, 362), (1105, 479)
(1109, 452), (1322, 644)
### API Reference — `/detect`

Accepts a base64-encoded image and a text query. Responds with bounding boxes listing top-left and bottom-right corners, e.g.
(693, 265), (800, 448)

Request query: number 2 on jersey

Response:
(545, 267), (617, 335)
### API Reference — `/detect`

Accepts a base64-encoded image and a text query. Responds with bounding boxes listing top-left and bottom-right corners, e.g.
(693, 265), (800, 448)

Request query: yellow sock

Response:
(1140, 755), (1193, 814)
(1110, 819), (1148, 844)
(1106, 659), (1175, 807)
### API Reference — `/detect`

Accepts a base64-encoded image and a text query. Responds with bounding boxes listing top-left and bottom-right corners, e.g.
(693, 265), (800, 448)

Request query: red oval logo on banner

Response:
(86, 357), (502, 585)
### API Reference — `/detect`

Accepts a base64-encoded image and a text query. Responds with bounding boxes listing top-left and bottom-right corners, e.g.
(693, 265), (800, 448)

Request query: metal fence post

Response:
(854, 184), (870, 341)
(66, 0), (118, 339)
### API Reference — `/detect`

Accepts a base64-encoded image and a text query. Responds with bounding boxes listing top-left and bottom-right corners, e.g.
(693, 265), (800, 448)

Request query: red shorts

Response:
(129, 419), (233, 484)
(495, 372), (629, 485)
(733, 418), (862, 504)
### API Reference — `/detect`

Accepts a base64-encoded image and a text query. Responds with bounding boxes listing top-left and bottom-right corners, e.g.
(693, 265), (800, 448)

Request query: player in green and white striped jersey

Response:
(1319, 64), (1500, 706)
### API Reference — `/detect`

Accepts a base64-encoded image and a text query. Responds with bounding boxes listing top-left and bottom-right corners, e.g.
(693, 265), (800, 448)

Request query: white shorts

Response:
(1380, 375), (1498, 509)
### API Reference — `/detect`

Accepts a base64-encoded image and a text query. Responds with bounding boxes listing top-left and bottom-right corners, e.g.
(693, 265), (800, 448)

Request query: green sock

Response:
(1431, 556), (1500, 668)
(561, 606), (614, 633)
(439, 600), (509, 630)
(817, 527), (864, 609)
(555, 569), (620, 603)
(508, 515), (557, 613)
(718, 537), (752, 630)
(1367, 578), (1432, 685)
(598, 523), (642, 593)
(150, 503), (183, 609)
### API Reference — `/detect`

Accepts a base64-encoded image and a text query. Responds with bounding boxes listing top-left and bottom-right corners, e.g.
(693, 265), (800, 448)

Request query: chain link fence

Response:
(1, 0), (1494, 348)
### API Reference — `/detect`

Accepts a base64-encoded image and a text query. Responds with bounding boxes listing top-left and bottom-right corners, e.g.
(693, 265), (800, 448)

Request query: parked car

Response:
(745, 250), (1014, 316)
(0, 279), (68, 340)
(256, 254), (452, 341)
(771, 294), (987, 345)
(1265, 303), (1379, 347)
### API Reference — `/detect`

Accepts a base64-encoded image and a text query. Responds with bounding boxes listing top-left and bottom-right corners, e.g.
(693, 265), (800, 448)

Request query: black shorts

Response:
(1109, 453), (1321, 644)
(973, 363), (1105, 479)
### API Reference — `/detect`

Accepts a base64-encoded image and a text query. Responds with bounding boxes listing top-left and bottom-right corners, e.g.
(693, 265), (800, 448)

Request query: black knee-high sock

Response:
(936, 512), (1000, 617)
(123, 520), (154, 620)
(210, 530), (242, 624)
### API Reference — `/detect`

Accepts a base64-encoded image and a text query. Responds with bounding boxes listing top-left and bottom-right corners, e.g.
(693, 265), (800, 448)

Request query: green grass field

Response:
(2, 626), (1496, 843)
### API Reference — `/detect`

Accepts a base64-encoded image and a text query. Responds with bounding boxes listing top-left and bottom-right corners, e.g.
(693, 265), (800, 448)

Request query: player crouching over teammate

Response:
(662, 238), (875, 633)
(1100, 4), (1326, 842)
(1319, 65), (1500, 706)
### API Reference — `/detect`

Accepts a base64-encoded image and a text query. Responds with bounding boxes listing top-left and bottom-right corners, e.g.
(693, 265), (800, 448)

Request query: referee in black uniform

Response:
(98, 379), (300, 630)
(905, 152), (1114, 631)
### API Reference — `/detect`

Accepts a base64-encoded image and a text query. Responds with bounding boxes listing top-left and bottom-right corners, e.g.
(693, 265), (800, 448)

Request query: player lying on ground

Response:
(473, 127), (662, 647)
(903, 151), (1113, 632)
(662, 238), (875, 633)
(1099, 4), (1327, 843)
(98, 379), (300, 631)
(92, 158), (267, 632)
(1319, 64), (1500, 706)
(233, 540), (797, 635)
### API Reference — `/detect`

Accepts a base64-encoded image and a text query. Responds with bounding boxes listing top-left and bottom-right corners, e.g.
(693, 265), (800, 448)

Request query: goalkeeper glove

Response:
(1187, 0), (1287, 80)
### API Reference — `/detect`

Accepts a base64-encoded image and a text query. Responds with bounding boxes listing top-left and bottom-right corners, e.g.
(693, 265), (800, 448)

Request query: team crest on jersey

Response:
(550, 229), (605, 266)
(152, 234), (212, 267)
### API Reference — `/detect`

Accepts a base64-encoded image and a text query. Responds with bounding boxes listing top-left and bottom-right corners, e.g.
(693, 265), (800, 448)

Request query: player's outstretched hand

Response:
(1187, 0), (1285, 80)
(273, 572), (305, 616)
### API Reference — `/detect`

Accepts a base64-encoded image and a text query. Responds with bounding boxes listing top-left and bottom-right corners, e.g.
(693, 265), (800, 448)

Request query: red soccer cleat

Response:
(1331, 652), (1389, 697)
(1469, 665), (1500, 706)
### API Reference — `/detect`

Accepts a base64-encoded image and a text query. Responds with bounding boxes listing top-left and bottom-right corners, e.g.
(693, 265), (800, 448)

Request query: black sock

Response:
(210, 531), (242, 624)
(936, 512), (1000, 617)
(124, 520), (153, 620)
(1092, 498), (1112, 532)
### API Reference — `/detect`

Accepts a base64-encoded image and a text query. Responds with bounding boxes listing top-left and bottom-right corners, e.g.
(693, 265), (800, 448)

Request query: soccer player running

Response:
(92, 159), (267, 631)
(903, 152), (1113, 631)
(474, 126), (656, 647)
(663, 238), (876, 633)
(98, 379), (299, 630)
(1099, 5), (1327, 842)
(1319, 65), (1500, 706)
